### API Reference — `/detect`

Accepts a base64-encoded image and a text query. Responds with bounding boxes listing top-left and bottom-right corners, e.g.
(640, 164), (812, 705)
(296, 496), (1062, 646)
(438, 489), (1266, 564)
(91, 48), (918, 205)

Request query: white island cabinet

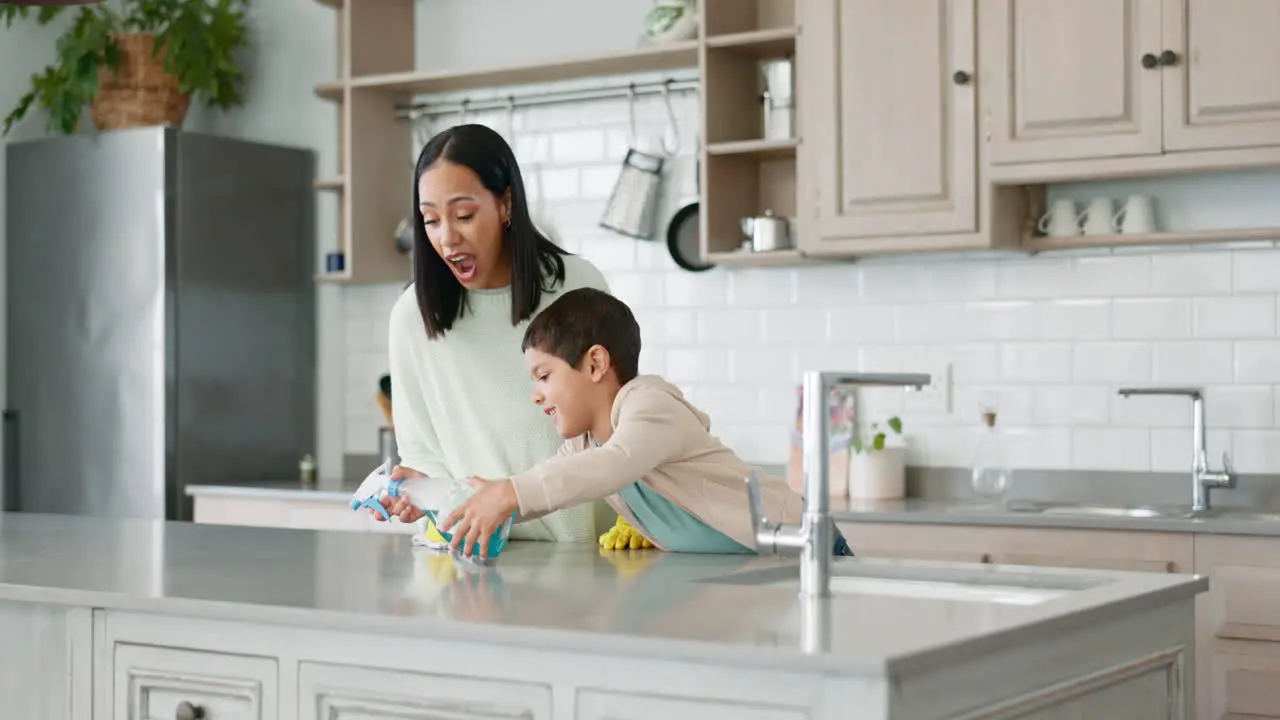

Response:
(0, 512), (1205, 719)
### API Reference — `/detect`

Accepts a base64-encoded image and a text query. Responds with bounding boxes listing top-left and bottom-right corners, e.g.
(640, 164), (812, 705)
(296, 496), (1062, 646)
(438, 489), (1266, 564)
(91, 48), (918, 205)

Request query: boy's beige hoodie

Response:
(509, 374), (804, 551)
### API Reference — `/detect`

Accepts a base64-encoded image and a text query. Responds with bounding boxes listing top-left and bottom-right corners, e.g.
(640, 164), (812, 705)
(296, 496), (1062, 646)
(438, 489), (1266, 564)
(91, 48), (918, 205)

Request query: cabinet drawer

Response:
(298, 662), (551, 719)
(114, 643), (277, 720)
(576, 688), (808, 720)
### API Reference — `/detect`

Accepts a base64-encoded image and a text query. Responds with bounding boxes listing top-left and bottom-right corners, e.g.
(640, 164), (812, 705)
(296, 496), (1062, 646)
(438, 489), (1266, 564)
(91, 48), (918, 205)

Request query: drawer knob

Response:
(1160, 49), (1180, 66)
(1141, 53), (1158, 69)
(952, 70), (971, 85)
(176, 701), (205, 720)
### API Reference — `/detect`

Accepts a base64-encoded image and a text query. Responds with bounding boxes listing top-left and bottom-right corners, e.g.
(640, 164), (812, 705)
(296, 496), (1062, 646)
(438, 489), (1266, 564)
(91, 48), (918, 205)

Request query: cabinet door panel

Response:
(1162, 0), (1280, 152)
(801, 0), (977, 245)
(985, 0), (1164, 164)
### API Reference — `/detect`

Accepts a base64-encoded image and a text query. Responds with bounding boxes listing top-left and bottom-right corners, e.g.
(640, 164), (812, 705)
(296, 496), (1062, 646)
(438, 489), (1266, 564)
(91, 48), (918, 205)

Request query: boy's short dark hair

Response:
(522, 287), (640, 384)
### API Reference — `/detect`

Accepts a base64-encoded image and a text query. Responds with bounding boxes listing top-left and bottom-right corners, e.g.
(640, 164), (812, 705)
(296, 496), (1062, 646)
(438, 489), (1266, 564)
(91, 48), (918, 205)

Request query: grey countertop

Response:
(0, 512), (1203, 676)
(185, 480), (361, 503)
(832, 498), (1280, 537)
(185, 478), (1280, 537)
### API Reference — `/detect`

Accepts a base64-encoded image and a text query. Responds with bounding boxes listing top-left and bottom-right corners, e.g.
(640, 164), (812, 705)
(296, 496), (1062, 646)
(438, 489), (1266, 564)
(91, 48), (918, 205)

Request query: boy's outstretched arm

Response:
(510, 388), (689, 520)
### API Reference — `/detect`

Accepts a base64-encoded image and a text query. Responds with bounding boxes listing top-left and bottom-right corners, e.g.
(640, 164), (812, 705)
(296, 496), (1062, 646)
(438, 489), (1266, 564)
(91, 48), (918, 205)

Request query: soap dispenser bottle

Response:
(970, 409), (1013, 499)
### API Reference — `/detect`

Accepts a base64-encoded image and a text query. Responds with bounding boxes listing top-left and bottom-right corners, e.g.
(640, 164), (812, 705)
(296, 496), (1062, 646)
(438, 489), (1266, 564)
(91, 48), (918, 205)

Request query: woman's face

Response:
(418, 160), (512, 290)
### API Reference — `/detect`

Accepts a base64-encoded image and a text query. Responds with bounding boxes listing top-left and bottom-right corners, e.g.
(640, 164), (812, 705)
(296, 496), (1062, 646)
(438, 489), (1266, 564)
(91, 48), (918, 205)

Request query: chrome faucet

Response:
(747, 371), (930, 598)
(1117, 387), (1236, 512)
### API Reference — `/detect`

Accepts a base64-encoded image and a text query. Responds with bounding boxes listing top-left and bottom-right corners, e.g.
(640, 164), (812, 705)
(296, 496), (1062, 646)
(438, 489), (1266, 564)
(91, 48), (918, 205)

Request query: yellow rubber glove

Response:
(598, 515), (655, 550)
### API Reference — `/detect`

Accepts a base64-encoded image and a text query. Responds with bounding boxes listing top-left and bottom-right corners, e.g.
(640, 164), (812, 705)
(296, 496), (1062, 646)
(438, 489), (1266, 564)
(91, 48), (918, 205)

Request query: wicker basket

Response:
(90, 33), (191, 131)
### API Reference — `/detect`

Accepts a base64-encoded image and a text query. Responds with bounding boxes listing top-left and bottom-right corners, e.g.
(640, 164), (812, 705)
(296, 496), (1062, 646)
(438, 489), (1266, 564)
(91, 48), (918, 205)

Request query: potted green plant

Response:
(849, 416), (907, 500)
(1, 0), (250, 137)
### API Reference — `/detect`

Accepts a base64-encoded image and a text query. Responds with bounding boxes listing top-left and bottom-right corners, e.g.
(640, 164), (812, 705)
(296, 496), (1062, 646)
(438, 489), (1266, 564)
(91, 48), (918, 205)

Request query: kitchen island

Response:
(0, 512), (1203, 719)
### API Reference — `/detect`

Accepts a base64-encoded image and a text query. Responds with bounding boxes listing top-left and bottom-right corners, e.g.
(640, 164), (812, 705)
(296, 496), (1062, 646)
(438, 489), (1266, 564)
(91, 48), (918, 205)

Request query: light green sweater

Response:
(387, 253), (612, 542)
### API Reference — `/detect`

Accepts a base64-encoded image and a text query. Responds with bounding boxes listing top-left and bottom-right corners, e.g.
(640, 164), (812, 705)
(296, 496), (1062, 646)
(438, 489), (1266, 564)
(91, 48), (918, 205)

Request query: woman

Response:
(386, 123), (615, 543)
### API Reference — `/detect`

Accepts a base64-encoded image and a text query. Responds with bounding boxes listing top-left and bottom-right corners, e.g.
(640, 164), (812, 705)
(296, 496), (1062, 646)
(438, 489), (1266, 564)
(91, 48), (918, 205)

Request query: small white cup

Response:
(1081, 197), (1116, 236)
(1037, 199), (1081, 237)
(1113, 194), (1155, 234)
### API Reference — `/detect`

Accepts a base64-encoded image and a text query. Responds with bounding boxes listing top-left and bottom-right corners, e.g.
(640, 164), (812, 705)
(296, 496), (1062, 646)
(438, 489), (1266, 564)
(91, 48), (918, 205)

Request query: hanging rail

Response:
(394, 76), (699, 120)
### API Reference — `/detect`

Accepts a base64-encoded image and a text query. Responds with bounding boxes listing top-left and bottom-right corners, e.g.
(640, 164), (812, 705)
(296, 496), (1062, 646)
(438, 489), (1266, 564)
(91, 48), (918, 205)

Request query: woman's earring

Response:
(505, 218), (511, 229)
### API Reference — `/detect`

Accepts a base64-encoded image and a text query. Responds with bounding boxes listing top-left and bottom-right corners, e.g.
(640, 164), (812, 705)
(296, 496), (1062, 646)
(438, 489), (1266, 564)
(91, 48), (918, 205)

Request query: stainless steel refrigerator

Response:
(3, 127), (316, 521)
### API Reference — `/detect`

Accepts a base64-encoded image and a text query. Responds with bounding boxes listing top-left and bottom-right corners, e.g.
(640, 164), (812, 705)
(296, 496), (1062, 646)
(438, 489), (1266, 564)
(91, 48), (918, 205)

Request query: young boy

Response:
(386, 287), (855, 560)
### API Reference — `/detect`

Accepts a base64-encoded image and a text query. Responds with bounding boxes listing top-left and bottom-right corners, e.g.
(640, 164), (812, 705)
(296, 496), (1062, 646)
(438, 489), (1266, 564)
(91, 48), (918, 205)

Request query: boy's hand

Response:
(599, 515), (654, 550)
(441, 477), (519, 559)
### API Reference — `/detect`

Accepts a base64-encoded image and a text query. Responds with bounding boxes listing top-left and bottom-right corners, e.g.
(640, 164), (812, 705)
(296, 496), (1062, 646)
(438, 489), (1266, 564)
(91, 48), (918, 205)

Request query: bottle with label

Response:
(970, 409), (1012, 498)
(299, 453), (317, 487)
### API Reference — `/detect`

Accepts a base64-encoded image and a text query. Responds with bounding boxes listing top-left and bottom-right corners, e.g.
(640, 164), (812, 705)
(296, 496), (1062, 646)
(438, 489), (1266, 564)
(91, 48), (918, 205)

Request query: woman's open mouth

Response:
(447, 253), (478, 282)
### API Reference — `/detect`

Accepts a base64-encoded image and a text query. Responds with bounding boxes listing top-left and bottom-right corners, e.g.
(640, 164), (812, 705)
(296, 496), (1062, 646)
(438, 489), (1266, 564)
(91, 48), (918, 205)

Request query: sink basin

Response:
(702, 562), (1103, 606)
(950, 501), (1280, 523)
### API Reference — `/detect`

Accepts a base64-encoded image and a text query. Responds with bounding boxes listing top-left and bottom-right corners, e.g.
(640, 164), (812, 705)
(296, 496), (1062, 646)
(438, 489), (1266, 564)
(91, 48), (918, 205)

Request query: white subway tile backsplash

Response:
(1207, 385), (1274, 428)
(1193, 296), (1275, 338)
(1233, 248), (1280, 292)
(697, 309), (761, 345)
(338, 94), (1280, 474)
(665, 347), (730, 383)
(550, 129), (606, 163)
(1151, 341), (1234, 383)
(965, 301), (1037, 341)
(995, 259), (1074, 299)
(665, 271), (728, 307)
(1034, 299), (1111, 340)
(761, 309), (827, 344)
(1072, 342), (1152, 383)
(1033, 385), (1110, 426)
(1072, 256), (1152, 297)
(1000, 343), (1072, 383)
(1235, 340), (1280, 383)
(1071, 427), (1150, 471)
(1150, 252), (1233, 295)
(1111, 298), (1192, 339)
(730, 347), (796, 384)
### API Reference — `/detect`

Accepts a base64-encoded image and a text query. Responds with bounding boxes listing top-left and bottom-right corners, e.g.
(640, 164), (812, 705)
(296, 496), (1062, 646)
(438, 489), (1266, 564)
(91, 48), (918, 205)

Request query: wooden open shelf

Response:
(698, 0), (800, 268)
(706, 138), (798, 160)
(314, 177), (344, 192)
(1024, 226), (1280, 252)
(705, 249), (816, 267)
(313, 0), (803, 281)
(703, 0), (796, 37)
(704, 27), (798, 56)
(344, 42), (698, 95)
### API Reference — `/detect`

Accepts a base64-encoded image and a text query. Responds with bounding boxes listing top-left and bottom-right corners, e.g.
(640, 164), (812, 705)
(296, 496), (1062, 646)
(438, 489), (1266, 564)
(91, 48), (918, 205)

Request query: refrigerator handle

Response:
(3, 410), (18, 511)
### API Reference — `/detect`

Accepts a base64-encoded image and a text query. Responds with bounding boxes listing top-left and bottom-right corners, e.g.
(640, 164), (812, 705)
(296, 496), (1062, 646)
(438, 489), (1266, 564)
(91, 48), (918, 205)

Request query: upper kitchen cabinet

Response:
(983, 0), (1280, 175)
(1161, 0), (1280, 153)
(796, 0), (1028, 256)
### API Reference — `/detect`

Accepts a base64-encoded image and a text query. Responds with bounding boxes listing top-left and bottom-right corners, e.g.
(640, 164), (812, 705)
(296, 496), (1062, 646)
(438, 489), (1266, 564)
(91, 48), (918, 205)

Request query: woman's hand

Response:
(441, 477), (519, 559)
(368, 465), (426, 523)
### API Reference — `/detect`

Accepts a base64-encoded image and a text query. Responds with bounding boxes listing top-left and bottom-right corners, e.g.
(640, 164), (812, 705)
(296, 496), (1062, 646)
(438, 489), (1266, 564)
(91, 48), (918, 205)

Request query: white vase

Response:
(848, 447), (906, 500)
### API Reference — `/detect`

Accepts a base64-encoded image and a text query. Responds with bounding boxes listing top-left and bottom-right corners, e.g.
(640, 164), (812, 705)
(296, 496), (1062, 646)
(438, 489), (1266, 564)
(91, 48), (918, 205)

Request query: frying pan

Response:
(665, 151), (713, 272)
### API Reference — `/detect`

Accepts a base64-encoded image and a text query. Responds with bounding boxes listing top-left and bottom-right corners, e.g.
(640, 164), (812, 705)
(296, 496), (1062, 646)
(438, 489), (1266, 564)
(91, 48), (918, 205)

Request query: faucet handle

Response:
(745, 472), (769, 530)
(1223, 451), (1236, 476)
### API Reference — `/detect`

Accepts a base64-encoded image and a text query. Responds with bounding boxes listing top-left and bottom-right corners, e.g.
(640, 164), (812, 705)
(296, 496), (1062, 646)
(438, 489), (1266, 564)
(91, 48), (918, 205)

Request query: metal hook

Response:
(459, 98), (470, 125)
(660, 77), (681, 156)
(626, 83), (638, 147)
(505, 95), (516, 140)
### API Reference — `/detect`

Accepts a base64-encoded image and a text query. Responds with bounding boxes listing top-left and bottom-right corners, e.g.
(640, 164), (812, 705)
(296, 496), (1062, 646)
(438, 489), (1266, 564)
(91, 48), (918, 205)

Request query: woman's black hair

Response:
(411, 123), (569, 339)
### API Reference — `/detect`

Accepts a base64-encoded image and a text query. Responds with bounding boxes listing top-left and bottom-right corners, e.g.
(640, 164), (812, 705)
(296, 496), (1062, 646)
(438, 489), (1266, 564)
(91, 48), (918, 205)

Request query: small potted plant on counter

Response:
(1, 0), (250, 136)
(849, 415), (907, 500)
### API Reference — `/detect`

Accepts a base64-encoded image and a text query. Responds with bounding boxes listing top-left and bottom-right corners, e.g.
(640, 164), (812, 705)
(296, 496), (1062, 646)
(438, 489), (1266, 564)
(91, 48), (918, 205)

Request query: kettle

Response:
(740, 210), (791, 252)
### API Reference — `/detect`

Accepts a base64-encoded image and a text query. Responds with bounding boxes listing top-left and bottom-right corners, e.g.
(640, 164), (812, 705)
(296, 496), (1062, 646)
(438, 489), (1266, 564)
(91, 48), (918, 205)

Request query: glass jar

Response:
(970, 409), (1013, 498)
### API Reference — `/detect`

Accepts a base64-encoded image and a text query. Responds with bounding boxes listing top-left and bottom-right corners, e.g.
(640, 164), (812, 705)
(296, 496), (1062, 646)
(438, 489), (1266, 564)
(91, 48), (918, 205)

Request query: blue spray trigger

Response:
(351, 495), (391, 521)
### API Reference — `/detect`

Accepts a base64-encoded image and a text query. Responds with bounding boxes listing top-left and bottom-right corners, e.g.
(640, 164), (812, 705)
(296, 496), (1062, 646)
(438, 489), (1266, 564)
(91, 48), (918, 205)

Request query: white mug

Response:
(1081, 197), (1115, 236)
(1037, 198), (1080, 237)
(1113, 194), (1155, 234)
